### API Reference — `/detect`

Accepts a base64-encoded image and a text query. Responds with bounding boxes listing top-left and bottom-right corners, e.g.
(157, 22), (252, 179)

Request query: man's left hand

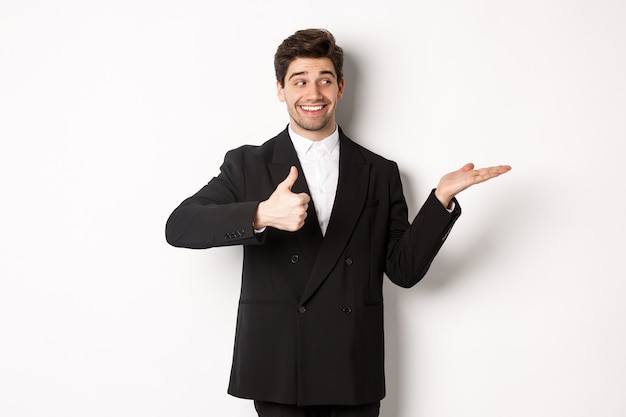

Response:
(435, 163), (512, 208)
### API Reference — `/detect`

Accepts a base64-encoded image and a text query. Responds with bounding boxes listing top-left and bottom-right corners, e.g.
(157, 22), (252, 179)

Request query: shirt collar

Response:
(289, 124), (340, 157)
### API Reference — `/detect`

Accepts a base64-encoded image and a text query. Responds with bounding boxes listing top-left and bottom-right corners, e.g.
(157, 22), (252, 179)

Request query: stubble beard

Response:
(290, 106), (334, 133)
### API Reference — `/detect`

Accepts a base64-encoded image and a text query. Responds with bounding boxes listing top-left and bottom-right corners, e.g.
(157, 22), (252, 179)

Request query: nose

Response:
(305, 83), (323, 99)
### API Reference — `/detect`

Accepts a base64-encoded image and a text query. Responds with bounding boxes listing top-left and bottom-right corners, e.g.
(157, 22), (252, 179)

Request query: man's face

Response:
(277, 57), (344, 141)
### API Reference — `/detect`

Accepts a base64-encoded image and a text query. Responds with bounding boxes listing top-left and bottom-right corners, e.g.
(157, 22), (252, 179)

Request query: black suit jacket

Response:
(165, 127), (460, 406)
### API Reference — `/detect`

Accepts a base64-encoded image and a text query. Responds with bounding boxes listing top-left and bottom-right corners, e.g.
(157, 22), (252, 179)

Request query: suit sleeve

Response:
(165, 148), (265, 249)
(384, 163), (461, 288)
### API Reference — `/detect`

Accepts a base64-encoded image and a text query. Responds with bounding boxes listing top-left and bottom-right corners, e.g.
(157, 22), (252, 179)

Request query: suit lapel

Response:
(300, 132), (371, 305)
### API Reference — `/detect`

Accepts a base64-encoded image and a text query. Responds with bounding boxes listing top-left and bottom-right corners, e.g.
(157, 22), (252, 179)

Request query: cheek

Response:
(280, 90), (296, 104)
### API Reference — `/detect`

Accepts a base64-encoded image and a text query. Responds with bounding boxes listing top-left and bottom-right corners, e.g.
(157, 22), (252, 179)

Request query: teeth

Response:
(301, 105), (323, 111)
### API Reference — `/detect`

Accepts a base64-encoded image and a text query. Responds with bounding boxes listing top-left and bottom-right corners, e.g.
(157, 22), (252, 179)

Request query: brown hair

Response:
(274, 29), (344, 87)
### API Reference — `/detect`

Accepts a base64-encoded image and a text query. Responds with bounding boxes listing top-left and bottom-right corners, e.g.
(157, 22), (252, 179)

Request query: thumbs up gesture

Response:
(254, 166), (311, 232)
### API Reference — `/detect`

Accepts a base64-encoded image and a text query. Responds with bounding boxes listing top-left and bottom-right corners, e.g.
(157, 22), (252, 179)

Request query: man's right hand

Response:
(254, 166), (311, 232)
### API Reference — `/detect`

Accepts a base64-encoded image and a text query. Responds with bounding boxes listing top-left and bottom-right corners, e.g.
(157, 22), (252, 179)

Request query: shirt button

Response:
(345, 257), (353, 266)
(298, 306), (306, 313)
(291, 255), (299, 264)
(342, 307), (352, 315)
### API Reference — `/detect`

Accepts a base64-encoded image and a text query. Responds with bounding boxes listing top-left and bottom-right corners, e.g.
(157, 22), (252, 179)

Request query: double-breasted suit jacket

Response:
(165, 127), (461, 406)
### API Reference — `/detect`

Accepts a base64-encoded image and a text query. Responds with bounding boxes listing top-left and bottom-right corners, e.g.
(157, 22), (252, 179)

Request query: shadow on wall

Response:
(336, 52), (361, 135)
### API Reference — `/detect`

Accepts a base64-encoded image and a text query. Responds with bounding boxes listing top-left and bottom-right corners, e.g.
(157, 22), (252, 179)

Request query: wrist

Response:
(253, 201), (267, 229)
(434, 189), (453, 209)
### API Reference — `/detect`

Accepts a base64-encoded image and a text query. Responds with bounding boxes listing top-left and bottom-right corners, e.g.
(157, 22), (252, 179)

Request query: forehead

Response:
(286, 57), (336, 78)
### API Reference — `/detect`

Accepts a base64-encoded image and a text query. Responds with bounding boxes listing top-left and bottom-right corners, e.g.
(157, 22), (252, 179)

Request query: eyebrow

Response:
(287, 70), (336, 81)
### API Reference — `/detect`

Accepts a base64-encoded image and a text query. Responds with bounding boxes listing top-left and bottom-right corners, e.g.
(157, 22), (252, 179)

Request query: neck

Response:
(289, 122), (337, 142)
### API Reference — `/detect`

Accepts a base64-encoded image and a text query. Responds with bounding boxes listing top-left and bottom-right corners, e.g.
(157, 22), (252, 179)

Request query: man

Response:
(166, 29), (510, 417)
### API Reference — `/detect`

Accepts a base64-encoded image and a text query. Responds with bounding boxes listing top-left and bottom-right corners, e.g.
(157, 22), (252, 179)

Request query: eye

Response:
(320, 79), (331, 85)
(295, 80), (305, 86)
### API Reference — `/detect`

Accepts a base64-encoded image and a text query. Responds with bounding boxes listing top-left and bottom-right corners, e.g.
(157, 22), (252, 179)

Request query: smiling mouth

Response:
(300, 105), (324, 112)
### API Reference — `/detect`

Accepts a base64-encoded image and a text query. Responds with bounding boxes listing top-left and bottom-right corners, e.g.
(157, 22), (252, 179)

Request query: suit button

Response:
(298, 306), (306, 313)
(291, 255), (299, 264)
(342, 307), (352, 315)
(345, 257), (353, 266)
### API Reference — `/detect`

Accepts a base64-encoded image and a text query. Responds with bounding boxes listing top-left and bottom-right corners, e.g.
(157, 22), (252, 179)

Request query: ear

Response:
(277, 80), (286, 102)
(337, 77), (345, 100)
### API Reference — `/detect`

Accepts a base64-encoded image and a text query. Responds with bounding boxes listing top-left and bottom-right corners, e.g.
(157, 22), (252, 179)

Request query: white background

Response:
(1, 1), (625, 416)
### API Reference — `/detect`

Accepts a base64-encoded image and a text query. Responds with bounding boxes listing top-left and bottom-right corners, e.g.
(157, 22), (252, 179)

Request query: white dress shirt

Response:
(289, 125), (340, 236)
